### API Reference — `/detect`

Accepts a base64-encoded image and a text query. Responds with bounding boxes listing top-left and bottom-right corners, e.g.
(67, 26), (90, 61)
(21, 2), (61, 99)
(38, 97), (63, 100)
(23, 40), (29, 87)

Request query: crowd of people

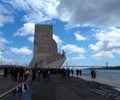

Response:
(3, 66), (30, 82)
(1, 66), (97, 97)
(1, 66), (96, 82)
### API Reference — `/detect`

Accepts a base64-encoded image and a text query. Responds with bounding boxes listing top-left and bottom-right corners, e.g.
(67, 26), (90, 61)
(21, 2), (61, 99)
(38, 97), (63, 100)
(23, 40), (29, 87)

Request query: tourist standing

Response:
(14, 67), (18, 82)
(93, 69), (96, 79)
(24, 68), (30, 81)
(18, 67), (25, 82)
(3, 67), (8, 79)
(71, 69), (74, 76)
(66, 68), (70, 77)
(91, 69), (96, 79)
(79, 69), (82, 76)
(37, 68), (41, 81)
(47, 69), (50, 80)
(32, 68), (36, 81)
(76, 69), (79, 76)
(10, 67), (14, 80)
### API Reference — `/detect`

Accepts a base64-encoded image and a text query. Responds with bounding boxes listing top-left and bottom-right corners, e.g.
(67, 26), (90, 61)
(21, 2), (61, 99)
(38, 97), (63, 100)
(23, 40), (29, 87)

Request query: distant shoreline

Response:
(0, 65), (120, 70)
(87, 66), (120, 70)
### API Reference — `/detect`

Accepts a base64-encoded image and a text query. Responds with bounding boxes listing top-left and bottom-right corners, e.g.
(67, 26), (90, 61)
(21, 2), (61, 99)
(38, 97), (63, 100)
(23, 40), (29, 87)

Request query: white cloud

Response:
(14, 23), (35, 36)
(89, 27), (120, 51)
(3, 0), (59, 23)
(89, 27), (120, 58)
(61, 44), (85, 54)
(112, 49), (120, 54)
(92, 51), (114, 59)
(0, 37), (8, 44)
(61, 44), (86, 65)
(0, 4), (13, 27)
(0, 15), (13, 27)
(89, 41), (106, 52)
(24, 0), (59, 23)
(0, 37), (9, 48)
(1, 57), (17, 65)
(71, 55), (85, 60)
(57, 0), (120, 29)
(53, 34), (63, 46)
(74, 31), (86, 41)
(10, 46), (32, 55)
(28, 36), (34, 42)
(2, 0), (120, 29)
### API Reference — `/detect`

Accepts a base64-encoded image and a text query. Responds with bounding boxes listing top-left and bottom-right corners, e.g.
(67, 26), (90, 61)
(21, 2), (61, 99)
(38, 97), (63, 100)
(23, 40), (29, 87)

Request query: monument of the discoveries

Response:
(29, 24), (66, 68)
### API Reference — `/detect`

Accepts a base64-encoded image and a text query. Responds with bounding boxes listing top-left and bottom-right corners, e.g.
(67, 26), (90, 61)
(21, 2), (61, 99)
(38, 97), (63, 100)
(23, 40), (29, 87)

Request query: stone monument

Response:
(29, 24), (65, 68)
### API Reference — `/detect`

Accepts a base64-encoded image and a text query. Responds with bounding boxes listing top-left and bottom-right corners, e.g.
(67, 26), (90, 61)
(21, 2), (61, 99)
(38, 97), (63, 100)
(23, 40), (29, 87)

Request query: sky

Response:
(0, 0), (120, 67)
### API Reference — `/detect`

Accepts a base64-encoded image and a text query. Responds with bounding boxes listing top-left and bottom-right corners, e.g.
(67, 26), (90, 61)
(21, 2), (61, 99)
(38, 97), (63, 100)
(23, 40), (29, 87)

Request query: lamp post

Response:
(104, 51), (109, 68)
(106, 61), (108, 68)
(1, 50), (4, 65)
(66, 61), (68, 68)
(22, 55), (26, 66)
(15, 55), (19, 66)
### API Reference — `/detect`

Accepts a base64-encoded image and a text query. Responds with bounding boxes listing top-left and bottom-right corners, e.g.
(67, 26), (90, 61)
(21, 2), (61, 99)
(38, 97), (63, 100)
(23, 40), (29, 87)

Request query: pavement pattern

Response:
(0, 75), (120, 100)
(0, 75), (20, 96)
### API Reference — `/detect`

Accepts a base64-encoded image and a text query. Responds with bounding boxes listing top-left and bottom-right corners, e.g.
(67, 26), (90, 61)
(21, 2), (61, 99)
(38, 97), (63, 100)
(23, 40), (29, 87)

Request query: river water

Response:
(62, 67), (120, 84)
(82, 69), (120, 83)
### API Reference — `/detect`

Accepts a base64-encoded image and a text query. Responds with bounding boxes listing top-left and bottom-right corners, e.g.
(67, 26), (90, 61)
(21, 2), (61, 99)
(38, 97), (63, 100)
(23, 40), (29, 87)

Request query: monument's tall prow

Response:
(29, 24), (66, 68)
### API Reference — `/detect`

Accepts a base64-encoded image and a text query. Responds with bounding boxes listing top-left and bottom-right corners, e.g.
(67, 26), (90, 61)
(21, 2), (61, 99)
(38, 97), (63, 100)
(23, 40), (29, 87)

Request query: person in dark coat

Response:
(4, 67), (8, 79)
(32, 68), (36, 81)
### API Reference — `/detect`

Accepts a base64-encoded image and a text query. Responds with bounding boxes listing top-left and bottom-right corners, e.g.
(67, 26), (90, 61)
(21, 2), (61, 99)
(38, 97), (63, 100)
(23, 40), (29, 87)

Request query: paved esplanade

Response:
(1, 75), (120, 100)
(0, 75), (20, 96)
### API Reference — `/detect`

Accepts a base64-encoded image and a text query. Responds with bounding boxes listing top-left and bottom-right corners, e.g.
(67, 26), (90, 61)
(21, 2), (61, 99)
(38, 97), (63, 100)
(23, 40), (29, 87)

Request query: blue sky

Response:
(0, 0), (120, 67)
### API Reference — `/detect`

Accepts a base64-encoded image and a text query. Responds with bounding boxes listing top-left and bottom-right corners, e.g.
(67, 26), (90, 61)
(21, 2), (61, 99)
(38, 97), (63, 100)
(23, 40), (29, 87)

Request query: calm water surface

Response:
(82, 69), (120, 83)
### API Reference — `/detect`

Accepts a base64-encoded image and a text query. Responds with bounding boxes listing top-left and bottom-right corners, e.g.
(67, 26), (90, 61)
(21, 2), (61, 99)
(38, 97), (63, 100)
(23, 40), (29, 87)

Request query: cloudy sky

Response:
(0, 0), (120, 67)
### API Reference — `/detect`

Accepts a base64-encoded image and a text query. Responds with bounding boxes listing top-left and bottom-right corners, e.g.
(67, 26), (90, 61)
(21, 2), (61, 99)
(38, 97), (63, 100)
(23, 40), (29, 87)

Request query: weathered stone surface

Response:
(34, 25), (57, 61)
(29, 24), (65, 68)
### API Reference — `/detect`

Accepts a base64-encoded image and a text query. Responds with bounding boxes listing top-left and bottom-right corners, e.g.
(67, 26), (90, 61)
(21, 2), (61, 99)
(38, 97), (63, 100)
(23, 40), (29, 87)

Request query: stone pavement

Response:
(1, 74), (120, 100)
(0, 75), (20, 96)
(74, 75), (120, 88)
